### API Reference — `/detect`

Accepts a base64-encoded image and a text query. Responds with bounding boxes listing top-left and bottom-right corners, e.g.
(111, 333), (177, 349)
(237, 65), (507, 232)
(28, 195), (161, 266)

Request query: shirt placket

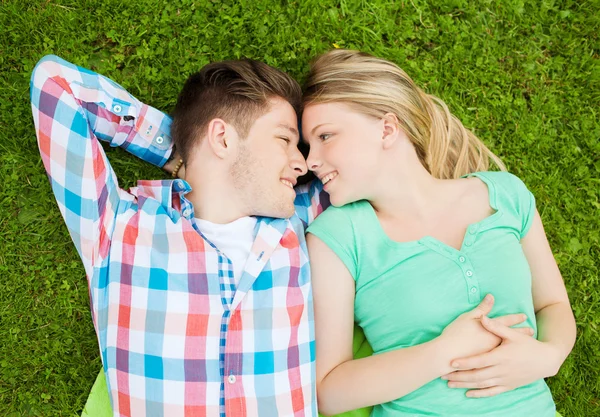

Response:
(421, 230), (482, 304)
(459, 224), (481, 303)
(217, 247), (237, 417)
(180, 191), (238, 416)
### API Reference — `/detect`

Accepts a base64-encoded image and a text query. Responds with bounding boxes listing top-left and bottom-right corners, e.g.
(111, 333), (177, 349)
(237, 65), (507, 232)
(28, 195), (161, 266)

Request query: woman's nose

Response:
(306, 148), (321, 172)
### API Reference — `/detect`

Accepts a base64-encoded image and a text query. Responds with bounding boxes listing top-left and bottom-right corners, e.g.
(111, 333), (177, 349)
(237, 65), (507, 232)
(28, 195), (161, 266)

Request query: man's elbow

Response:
(31, 55), (61, 82)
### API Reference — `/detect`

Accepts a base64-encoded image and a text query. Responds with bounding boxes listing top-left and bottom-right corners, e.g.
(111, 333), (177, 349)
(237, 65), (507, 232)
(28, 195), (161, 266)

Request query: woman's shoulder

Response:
(468, 170), (533, 203)
(306, 201), (372, 280)
(307, 200), (370, 235)
(469, 170), (530, 191)
(469, 171), (536, 236)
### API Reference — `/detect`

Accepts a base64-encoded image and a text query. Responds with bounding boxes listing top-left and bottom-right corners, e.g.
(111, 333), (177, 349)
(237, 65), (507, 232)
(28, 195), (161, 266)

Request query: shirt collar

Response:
(130, 179), (193, 218)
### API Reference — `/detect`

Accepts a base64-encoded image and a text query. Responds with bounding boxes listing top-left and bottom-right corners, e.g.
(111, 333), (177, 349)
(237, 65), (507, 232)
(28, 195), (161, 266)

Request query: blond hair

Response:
(303, 50), (505, 179)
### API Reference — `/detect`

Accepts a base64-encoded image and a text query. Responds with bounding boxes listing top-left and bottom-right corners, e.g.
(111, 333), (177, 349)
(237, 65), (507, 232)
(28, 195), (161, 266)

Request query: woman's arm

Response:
(443, 210), (576, 397)
(526, 210), (576, 370)
(307, 234), (528, 415)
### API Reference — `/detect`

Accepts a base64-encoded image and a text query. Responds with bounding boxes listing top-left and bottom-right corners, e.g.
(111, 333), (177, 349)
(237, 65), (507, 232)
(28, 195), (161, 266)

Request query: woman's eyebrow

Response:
(309, 123), (333, 136)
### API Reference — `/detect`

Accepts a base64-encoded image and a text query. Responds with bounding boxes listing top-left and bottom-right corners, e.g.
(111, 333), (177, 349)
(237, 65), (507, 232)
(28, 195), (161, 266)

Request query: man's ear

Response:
(381, 113), (402, 150)
(206, 118), (236, 159)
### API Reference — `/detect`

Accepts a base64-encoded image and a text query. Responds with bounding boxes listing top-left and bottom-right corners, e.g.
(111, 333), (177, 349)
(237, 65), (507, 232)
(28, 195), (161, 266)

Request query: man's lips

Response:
(280, 178), (296, 189)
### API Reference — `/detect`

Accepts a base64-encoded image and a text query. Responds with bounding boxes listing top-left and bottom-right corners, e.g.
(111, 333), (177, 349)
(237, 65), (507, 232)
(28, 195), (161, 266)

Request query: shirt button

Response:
(466, 270), (473, 277)
(470, 287), (478, 293)
(459, 256), (466, 263)
(228, 374), (236, 384)
(464, 241), (472, 247)
(469, 228), (477, 235)
(182, 208), (191, 217)
(156, 136), (164, 144)
(113, 104), (122, 113)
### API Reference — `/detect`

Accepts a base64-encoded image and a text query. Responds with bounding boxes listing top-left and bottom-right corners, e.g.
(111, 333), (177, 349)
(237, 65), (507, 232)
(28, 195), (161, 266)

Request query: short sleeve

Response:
(306, 206), (358, 279)
(520, 184), (536, 238)
(504, 173), (537, 238)
(487, 172), (536, 239)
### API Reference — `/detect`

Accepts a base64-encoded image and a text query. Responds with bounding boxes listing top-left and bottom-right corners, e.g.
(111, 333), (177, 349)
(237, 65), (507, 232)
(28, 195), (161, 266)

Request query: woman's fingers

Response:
(490, 314), (526, 327)
(470, 294), (495, 319)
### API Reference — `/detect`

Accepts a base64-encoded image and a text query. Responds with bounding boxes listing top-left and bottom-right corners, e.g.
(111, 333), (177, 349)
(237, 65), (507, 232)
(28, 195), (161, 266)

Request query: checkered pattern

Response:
(30, 55), (327, 417)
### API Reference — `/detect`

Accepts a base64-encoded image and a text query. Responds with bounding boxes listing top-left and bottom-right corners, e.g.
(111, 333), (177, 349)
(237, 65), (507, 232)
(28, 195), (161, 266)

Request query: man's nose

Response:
(290, 147), (308, 177)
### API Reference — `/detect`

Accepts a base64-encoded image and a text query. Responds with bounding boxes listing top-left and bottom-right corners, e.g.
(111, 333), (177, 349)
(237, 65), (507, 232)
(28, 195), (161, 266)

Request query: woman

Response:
(302, 50), (575, 417)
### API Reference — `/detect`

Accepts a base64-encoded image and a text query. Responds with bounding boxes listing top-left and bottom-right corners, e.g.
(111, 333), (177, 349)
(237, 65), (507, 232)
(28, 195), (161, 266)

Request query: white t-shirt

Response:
(193, 216), (258, 286)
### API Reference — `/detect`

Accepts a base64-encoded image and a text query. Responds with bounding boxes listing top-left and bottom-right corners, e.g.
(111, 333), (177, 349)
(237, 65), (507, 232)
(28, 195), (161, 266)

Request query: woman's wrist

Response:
(429, 335), (457, 376)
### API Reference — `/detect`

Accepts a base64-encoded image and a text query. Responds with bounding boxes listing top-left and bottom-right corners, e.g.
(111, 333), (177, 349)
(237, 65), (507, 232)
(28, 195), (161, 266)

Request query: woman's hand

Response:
(442, 314), (560, 398)
(439, 294), (533, 370)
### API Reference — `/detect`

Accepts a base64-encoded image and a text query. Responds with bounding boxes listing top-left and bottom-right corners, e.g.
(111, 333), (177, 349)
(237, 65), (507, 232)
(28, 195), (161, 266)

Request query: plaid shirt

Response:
(30, 55), (327, 417)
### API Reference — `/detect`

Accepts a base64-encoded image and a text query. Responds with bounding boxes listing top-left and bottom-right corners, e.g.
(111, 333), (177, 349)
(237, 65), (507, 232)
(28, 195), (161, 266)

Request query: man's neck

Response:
(184, 167), (249, 224)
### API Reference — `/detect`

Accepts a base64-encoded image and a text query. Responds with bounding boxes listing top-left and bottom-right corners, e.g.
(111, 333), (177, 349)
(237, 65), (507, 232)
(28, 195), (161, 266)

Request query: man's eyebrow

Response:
(277, 123), (299, 138)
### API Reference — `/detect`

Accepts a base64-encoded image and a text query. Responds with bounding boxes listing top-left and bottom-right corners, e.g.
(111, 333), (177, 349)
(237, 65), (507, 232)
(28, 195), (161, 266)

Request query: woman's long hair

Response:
(303, 49), (506, 179)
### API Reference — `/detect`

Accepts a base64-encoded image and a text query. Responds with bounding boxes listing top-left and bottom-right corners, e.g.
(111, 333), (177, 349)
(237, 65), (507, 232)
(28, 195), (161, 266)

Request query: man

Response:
(31, 55), (328, 416)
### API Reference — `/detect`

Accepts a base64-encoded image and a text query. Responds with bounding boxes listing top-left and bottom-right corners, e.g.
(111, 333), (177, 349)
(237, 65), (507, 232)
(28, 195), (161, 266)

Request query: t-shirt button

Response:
(228, 374), (236, 384)
(466, 270), (473, 277)
(470, 287), (478, 293)
(469, 228), (477, 235)
(182, 208), (191, 217)
(459, 256), (466, 263)
(113, 104), (122, 113)
(465, 240), (472, 246)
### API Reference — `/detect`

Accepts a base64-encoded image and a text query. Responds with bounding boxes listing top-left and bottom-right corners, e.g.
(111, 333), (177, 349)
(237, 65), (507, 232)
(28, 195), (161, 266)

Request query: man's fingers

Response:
(465, 386), (509, 398)
(490, 314), (527, 328)
(451, 350), (498, 370)
(471, 294), (494, 318)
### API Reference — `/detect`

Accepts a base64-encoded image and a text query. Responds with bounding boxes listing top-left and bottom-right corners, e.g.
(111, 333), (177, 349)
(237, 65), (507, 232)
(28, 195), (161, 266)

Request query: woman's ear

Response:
(381, 112), (401, 149)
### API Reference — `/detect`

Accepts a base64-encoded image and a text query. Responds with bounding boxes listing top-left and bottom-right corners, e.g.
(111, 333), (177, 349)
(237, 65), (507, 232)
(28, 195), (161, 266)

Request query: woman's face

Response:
(302, 102), (385, 207)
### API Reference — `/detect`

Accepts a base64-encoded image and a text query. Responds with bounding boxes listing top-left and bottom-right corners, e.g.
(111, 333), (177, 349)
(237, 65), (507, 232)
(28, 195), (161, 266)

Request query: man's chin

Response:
(257, 203), (295, 219)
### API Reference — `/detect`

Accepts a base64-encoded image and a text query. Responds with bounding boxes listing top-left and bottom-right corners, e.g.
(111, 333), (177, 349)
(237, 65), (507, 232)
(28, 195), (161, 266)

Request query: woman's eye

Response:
(278, 136), (290, 143)
(319, 133), (331, 141)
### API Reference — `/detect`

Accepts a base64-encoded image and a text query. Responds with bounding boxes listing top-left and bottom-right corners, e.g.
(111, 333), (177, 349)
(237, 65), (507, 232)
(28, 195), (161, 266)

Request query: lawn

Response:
(0, 0), (598, 415)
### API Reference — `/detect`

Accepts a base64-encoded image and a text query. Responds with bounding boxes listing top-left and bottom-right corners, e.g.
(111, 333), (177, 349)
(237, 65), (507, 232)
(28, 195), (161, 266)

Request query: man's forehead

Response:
(261, 98), (297, 122)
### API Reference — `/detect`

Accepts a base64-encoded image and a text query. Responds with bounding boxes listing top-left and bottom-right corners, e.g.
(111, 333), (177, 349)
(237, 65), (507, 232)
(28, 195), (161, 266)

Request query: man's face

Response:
(230, 97), (307, 219)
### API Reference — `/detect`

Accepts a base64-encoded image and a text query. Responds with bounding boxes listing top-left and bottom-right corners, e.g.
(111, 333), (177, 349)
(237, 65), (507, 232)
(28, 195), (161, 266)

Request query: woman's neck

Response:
(368, 147), (453, 222)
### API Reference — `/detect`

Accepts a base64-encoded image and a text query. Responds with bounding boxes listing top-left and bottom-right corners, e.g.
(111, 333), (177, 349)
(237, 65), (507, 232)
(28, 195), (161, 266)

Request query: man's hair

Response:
(171, 59), (302, 163)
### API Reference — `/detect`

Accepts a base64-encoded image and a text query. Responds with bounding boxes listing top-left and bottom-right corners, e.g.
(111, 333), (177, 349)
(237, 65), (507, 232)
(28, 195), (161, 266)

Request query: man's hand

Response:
(164, 151), (186, 179)
(442, 314), (559, 398)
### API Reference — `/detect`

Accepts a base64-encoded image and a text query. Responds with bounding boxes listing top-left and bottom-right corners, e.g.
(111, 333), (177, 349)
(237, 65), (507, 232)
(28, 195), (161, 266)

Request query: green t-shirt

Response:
(308, 171), (555, 417)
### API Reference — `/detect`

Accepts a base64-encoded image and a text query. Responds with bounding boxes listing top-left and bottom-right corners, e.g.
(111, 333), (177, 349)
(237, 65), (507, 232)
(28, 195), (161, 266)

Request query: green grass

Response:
(0, 0), (598, 415)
